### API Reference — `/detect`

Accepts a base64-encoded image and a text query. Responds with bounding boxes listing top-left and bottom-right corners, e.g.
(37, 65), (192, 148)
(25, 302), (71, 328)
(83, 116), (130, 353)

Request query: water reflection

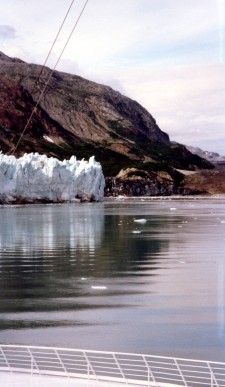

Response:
(0, 204), (172, 279)
(0, 204), (104, 253)
(0, 198), (225, 362)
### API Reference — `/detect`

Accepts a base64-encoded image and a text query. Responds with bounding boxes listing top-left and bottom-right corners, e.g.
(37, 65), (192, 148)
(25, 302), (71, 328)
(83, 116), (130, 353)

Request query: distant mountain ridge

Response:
(186, 146), (225, 164)
(0, 52), (213, 183)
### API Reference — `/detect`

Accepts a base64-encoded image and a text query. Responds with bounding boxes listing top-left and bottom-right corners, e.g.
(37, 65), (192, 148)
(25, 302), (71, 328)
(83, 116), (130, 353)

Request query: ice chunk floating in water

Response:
(91, 286), (108, 290)
(0, 152), (105, 203)
(134, 218), (147, 224)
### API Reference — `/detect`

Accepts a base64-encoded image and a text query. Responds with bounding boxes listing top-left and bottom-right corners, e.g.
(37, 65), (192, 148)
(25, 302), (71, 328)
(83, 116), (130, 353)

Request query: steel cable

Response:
(10, 0), (89, 155)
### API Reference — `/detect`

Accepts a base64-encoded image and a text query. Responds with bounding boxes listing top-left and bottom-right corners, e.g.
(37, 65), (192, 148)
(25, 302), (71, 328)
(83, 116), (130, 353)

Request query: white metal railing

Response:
(0, 345), (225, 386)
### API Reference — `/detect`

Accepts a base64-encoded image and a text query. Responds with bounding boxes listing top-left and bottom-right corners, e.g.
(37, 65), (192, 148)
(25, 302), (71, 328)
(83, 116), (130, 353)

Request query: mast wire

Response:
(35, 0), (76, 85)
(10, 0), (89, 155)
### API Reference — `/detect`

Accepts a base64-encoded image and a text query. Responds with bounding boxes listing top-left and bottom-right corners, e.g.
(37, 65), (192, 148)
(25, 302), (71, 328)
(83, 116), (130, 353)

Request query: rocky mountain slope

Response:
(0, 51), (218, 196)
(182, 165), (225, 195)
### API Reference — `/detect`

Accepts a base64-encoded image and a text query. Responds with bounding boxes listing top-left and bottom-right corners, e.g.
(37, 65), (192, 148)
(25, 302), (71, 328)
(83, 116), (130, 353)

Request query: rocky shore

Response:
(104, 164), (225, 197)
(182, 164), (225, 195)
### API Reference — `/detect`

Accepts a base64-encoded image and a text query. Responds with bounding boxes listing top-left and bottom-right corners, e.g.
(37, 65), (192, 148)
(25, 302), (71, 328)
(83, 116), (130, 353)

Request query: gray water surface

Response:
(0, 198), (224, 362)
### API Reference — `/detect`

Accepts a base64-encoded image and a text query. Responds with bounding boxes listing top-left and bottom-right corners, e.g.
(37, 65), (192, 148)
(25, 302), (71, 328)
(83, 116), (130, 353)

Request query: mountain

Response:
(0, 53), (211, 175)
(0, 52), (217, 196)
(186, 146), (225, 164)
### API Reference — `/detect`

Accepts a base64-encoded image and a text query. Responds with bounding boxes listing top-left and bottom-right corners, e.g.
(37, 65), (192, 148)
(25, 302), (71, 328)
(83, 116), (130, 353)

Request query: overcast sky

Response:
(0, 0), (225, 154)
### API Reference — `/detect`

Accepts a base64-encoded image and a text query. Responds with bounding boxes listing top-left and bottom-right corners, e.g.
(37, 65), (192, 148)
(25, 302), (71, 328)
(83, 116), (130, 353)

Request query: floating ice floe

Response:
(0, 152), (105, 203)
(134, 218), (147, 224)
(91, 286), (108, 290)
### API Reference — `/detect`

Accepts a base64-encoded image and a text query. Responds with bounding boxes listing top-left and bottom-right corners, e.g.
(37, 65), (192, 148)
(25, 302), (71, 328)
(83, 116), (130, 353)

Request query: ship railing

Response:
(0, 345), (225, 386)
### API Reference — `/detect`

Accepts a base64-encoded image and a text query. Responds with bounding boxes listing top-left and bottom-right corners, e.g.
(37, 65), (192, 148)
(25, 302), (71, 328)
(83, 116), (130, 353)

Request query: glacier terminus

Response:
(0, 152), (105, 203)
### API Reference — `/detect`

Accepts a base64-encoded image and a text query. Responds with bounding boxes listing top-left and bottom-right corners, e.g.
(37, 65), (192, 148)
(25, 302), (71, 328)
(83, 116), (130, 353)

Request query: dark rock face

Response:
(105, 178), (204, 196)
(105, 177), (178, 196)
(105, 168), (204, 197)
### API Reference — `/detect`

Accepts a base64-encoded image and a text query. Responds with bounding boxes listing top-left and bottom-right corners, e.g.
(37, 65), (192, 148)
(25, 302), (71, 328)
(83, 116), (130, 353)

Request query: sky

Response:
(0, 0), (225, 154)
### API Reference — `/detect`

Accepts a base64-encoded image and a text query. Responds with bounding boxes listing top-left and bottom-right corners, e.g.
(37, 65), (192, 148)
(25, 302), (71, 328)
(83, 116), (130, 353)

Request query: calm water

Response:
(0, 198), (224, 362)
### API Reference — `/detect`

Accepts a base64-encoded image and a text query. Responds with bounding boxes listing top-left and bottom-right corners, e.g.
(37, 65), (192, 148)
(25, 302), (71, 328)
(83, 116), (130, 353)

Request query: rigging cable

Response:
(35, 0), (76, 85)
(11, 0), (90, 155)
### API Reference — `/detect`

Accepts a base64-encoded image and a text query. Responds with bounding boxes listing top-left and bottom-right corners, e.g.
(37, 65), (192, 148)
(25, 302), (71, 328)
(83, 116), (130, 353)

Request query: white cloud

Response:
(0, 25), (17, 39)
(95, 62), (225, 154)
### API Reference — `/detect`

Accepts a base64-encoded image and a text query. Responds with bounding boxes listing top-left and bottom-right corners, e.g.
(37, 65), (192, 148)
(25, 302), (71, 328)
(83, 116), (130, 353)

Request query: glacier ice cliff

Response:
(0, 152), (105, 203)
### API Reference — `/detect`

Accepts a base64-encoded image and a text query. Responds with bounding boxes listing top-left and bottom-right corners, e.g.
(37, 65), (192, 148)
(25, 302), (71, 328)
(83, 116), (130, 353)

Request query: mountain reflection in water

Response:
(0, 198), (224, 362)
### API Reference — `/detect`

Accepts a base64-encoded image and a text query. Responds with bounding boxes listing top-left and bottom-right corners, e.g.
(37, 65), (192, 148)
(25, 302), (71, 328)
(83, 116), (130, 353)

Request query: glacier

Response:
(0, 152), (105, 203)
